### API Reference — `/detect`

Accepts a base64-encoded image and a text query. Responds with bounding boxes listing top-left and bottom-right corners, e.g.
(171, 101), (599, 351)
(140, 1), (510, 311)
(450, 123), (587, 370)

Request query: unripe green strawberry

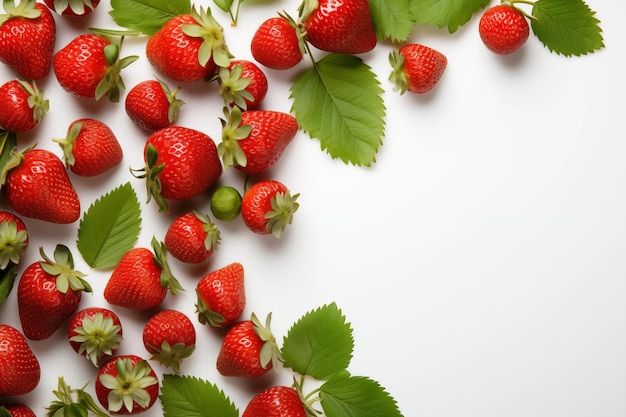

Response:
(479, 4), (530, 55)
(210, 186), (242, 221)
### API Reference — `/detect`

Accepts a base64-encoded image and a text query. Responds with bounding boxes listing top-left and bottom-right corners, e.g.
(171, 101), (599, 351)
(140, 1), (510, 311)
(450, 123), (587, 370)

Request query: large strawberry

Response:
(142, 309), (196, 374)
(241, 179), (299, 238)
(196, 262), (245, 328)
(242, 386), (307, 417)
(1, 147), (81, 224)
(17, 244), (91, 341)
(217, 59), (268, 110)
(0, 79), (49, 133)
(389, 43), (448, 95)
(251, 16), (303, 70)
(0, 210), (28, 269)
(479, 4), (530, 55)
(43, 0), (100, 16)
(0, 324), (40, 397)
(125, 79), (185, 131)
(0, 0), (55, 80)
(164, 210), (220, 264)
(67, 307), (123, 367)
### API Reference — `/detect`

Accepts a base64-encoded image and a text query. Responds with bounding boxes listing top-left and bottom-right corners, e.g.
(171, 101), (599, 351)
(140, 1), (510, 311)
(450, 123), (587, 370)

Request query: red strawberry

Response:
(54, 118), (123, 176)
(217, 59), (268, 110)
(142, 309), (196, 374)
(195, 262), (245, 328)
(95, 355), (159, 415)
(2, 404), (37, 417)
(164, 210), (220, 264)
(0, 1), (55, 80)
(241, 179), (299, 238)
(0, 210), (28, 269)
(0, 147), (81, 224)
(67, 307), (123, 367)
(0, 79), (49, 133)
(43, 0), (100, 16)
(389, 43), (448, 95)
(0, 324), (40, 397)
(242, 386), (307, 417)
(125, 79), (185, 131)
(216, 313), (280, 378)
(251, 16), (303, 70)
(479, 4), (530, 55)
(219, 107), (298, 174)
(17, 244), (91, 340)
(104, 237), (183, 310)
(301, 0), (377, 54)
(131, 126), (222, 213)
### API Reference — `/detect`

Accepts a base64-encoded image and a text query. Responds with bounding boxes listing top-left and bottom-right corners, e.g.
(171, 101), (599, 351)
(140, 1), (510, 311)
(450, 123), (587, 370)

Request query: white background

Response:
(0, 0), (624, 416)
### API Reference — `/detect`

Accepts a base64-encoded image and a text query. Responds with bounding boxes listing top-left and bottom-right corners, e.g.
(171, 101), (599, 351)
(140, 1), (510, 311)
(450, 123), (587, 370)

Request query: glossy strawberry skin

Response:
(0, 80), (45, 133)
(125, 80), (179, 131)
(479, 4), (530, 55)
(2, 403), (37, 417)
(241, 180), (299, 237)
(142, 309), (196, 372)
(67, 306), (123, 365)
(43, 0), (101, 16)
(229, 60), (268, 109)
(196, 262), (245, 328)
(216, 320), (272, 378)
(395, 44), (447, 94)
(0, 3), (56, 80)
(251, 17), (303, 70)
(242, 386), (307, 417)
(165, 211), (219, 264)
(0, 324), (40, 397)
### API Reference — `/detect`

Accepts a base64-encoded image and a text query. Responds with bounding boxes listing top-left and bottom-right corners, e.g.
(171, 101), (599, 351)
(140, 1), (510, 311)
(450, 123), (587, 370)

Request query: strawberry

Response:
(0, 147), (81, 224)
(164, 210), (220, 264)
(250, 16), (303, 70)
(389, 44), (448, 95)
(241, 179), (299, 238)
(54, 118), (123, 177)
(43, 0), (100, 16)
(131, 126), (222, 213)
(195, 262), (245, 328)
(1, 404), (37, 417)
(0, 210), (28, 269)
(479, 4), (530, 55)
(0, 1), (55, 80)
(125, 79), (185, 131)
(219, 107), (298, 174)
(104, 237), (183, 310)
(142, 309), (196, 374)
(210, 185), (242, 221)
(301, 0), (377, 54)
(95, 355), (159, 415)
(0, 324), (40, 397)
(0, 79), (49, 133)
(17, 244), (91, 340)
(242, 386), (307, 417)
(67, 307), (123, 367)
(217, 59), (268, 110)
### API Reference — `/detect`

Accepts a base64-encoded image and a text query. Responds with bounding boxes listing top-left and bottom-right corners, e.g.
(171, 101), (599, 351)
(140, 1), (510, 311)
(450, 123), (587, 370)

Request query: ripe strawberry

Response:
(17, 244), (91, 340)
(131, 126), (222, 213)
(142, 309), (196, 374)
(196, 262), (245, 328)
(54, 118), (123, 177)
(217, 59), (268, 110)
(1, 404), (37, 417)
(104, 237), (183, 310)
(43, 0), (100, 16)
(125, 79), (185, 131)
(0, 147), (81, 224)
(0, 210), (28, 269)
(0, 1), (55, 80)
(241, 179), (299, 238)
(242, 386), (307, 417)
(67, 307), (123, 367)
(0, 324), (40, 397)
(164, 210), (220, 264)
(479, 4), (530, 55)
(95, 355), (159, 415)
(216, 313), (280, 378)
(219, 107), (298, 174)
(389, 44), (447, 95)
(301, 0), (376, 54)
(0, 79), (49, 133)
(251, 16), (303, 70)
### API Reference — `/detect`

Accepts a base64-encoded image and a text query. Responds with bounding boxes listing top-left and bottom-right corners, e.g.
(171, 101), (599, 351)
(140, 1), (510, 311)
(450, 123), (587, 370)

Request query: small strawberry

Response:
(209, 185), (242, 221)
(67, 307), (123, 367)
(0, 210), (28, 269)
(43, 0), (100, 16)
(104, 237), (183, 310)
(479, 4), (530, 55)
(0, 79), (49, 133)
(125, 79), (185, 131)
(251, 16), (303, 70)
(142, 309), (196, 374)
(0, 0), (56, 80)
(242, 386), (307, 417)
(1, 404), (37, 417)
(54, 118), (123, 177)
(0, 147), (81, 224)
(95, 355), (159, 415)
(217, 59), (268, 110)
(241, 179), (299, 238)
(17, 244), (91, 341)
(389, 44), (448, 95)
(164, 210), (220, 264)
(195, 262), (245, 328)
(216, 313), (280, 378)
(0, 324), (40, 397)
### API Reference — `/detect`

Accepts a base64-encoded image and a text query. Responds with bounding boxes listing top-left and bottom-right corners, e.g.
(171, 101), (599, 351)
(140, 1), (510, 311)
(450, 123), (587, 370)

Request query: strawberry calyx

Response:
(98, 358), (158, 413)
(69, 312), (123, 367)
(156, 78), (185, 124)
(279, 10), (308, 57)
(0, 0), (41, 25)
(181, 5), (232, 68)
(388, 49), (409, 95)
(39, 244), (91, 294)
(130, 143), (168, 212)
(0, 218), (27, 269)
(252, 312), (283, 372)
(53, 121), (83, 169)
(192, 210), (221, 252)
(215, 64), (254, 110)
(265, 189), (300, 238)
(218, 106), (252, 170)
(46, 376), (110, 417)
(146, 339), (196, 374)
(195, 291), (227, 327)
(17, 80), (49, 123)
(50, 0), (96, 16)
(151, 236), (184, 295)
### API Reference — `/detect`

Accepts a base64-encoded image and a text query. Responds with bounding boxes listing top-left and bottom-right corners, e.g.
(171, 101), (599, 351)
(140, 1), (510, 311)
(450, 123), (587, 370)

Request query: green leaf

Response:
(369, 0), (414, 42)
(0, 265), (16, 306)
(531, 0), (604, 56)
(160, 375), (238, 417)
(77, 182), (141, 269)
(281, 302), (354, 380)
(290, 54), (385, 167)
(409, 0), (489, 33)
(109, 0), (192, 35)
(0, 130), (17, 174)
(320, 372), (404, 417)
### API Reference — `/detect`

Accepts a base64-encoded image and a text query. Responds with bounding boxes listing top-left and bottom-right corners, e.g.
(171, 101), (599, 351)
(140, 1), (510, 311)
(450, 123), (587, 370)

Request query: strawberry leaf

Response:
(281, 302), (354, 380)
(290, 54), (385, 167)
(409, 0), (489, 33)
(0, 265), (16, 306)
(369, 0), (414, 42)
(109, 0), (192, 35)
(160, 374), (238, 417)
(0, 130), (16, 174)
(531, 0), (604, 56)
(77, 182), (142, 269)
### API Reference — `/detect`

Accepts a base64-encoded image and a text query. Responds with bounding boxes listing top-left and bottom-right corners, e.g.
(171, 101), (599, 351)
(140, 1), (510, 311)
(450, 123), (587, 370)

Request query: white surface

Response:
(0, 1), (625, 416)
